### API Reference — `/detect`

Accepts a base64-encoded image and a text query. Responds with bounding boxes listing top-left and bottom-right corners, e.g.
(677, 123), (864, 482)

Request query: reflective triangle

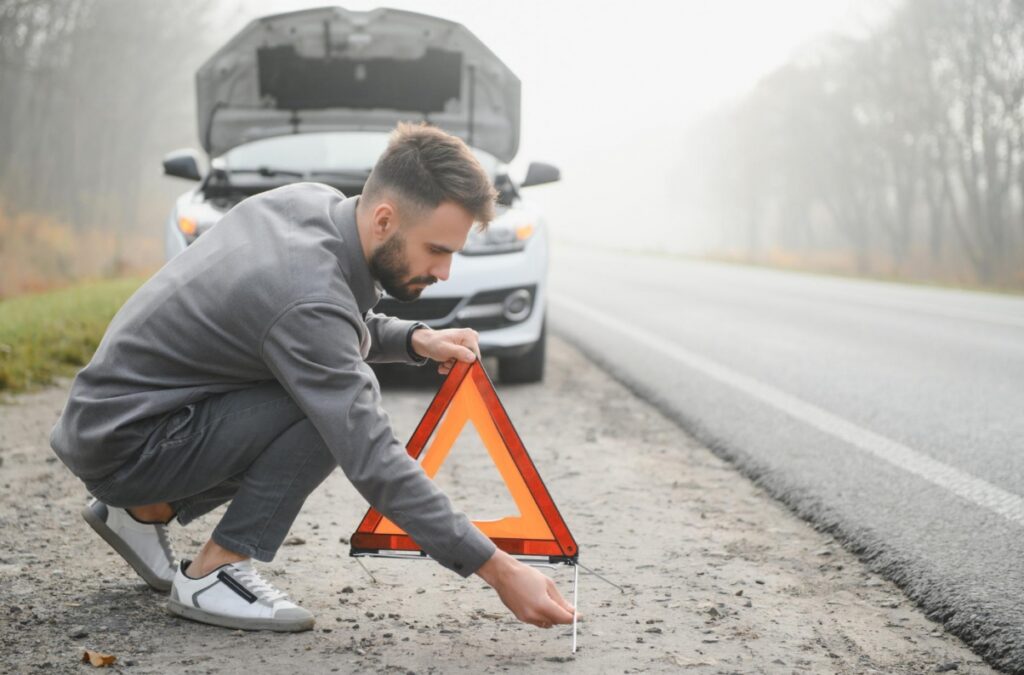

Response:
(350, 359), (578, 561)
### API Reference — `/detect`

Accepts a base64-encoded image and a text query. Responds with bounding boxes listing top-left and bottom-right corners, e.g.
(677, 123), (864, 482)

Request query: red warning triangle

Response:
(350, 359), (578, 561)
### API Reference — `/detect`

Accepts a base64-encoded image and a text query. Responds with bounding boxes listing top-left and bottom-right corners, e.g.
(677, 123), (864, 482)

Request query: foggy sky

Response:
(212, 0), (889, 253)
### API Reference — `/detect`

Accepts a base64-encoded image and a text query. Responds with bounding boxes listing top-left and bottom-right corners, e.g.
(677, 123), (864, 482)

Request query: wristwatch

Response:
(406, 321), (430, 366)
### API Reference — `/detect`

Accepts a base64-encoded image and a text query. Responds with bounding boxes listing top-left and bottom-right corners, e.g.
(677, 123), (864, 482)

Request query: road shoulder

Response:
(0, 337), (991, 673)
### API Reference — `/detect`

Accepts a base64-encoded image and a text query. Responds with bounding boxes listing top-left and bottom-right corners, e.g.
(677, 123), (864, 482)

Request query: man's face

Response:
(369, 200), (475, 302)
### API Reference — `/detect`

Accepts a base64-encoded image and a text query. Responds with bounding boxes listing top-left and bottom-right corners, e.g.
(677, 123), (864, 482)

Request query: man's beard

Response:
(368, 230), (437, 302)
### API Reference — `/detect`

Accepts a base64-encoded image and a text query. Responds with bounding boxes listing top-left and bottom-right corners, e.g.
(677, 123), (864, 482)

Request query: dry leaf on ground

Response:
(81, 649), (116, 667)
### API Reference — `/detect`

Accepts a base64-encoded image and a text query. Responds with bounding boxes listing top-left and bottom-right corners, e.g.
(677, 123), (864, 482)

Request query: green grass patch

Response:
(0, 277), (146, 395)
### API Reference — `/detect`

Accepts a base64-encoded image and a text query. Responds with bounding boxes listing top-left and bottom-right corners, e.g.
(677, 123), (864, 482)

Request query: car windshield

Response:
(219, 131), (499, 178)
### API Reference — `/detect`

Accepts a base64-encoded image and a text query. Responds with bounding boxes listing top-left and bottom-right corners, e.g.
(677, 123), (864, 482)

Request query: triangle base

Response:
(351, 531), (578, 563)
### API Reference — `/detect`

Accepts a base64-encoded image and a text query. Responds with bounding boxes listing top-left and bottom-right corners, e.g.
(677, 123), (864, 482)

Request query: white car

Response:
(161, 6), (559, 383)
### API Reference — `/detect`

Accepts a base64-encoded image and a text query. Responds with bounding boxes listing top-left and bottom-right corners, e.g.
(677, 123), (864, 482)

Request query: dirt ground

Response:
(0, 336), (995, 674)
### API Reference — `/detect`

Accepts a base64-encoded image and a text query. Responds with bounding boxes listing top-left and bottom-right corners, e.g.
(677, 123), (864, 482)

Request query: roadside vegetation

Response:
(0, 277), (145, 395)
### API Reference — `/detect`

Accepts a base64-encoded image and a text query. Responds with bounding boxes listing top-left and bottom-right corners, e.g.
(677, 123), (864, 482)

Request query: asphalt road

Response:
(548, 245), (1024, 673)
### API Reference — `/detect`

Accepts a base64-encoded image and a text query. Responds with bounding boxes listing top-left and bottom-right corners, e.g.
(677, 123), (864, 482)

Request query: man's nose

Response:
(430, 257), (452, 282)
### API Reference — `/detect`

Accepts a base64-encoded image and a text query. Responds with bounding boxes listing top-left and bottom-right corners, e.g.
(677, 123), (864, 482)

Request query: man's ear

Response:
(370, 201), (399, 242)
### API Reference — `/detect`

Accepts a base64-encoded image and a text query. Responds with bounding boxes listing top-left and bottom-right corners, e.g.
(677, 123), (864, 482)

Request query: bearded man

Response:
(49, 122), (575, 632)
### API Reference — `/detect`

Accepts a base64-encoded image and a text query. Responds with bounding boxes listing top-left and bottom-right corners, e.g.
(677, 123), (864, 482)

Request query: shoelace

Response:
(232, 565), (289, 604)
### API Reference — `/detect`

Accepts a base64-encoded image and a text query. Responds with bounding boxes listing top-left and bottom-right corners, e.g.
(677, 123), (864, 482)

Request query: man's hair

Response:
(362, 122), (498, 228)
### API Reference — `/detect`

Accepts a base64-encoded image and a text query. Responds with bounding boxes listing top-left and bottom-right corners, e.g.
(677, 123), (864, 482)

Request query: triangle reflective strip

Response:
(350, 359), (578, 561)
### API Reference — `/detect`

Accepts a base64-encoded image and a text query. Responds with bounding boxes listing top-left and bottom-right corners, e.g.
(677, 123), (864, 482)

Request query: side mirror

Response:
(521, 161), (560, 188)
(495, 173), (518, 206)
(163, 149), (203, 181)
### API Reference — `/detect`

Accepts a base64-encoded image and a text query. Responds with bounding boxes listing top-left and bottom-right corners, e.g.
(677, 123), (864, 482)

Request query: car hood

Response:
(196, 6), (521, 162)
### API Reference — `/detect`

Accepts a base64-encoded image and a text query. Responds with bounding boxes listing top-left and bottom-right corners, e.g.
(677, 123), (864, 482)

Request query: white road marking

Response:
(552, 293), (1024, 527)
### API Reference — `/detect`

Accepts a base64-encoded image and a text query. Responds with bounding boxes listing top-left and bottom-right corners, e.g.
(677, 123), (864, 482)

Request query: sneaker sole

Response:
(81, 504), (173, 593)
(167, 597), (315, 632)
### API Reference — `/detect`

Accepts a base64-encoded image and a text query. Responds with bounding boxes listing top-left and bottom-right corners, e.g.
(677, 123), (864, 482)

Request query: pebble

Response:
(341, 586), (354, 594)
(934, 663), (960, 673)
(283, 536), (306, 546)
(67, 626), (88, 639)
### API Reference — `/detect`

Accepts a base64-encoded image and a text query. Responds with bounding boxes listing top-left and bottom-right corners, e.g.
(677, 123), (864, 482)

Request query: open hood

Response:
(196, 6), (521, 162)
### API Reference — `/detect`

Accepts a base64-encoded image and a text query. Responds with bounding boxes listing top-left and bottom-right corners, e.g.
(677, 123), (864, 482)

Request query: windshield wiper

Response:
(227, 166), (305, 178)
(307, 169), (372, 181)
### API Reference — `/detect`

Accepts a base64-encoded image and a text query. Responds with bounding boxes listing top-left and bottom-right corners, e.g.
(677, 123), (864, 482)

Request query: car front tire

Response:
(498, 315), (546, 384)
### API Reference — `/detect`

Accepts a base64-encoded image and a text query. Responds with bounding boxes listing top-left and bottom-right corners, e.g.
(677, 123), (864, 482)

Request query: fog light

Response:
(178, 216), (198, 237)
(503, 289), (532, 322)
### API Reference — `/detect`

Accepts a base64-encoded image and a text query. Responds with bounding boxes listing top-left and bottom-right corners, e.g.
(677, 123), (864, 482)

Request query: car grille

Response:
(373, 285), (537, 332)
(373, 297), (460, 322)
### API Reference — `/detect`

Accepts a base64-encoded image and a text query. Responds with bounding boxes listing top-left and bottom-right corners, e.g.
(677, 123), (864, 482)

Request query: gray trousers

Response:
(83, 381), (336, 562)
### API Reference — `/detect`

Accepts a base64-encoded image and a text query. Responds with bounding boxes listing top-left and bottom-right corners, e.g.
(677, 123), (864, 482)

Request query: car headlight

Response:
(461, 217), (535, 255)
(176, 203), (224, 244)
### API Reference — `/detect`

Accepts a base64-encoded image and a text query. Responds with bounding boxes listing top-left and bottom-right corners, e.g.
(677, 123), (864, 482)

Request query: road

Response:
(548, 244), (1024, 673)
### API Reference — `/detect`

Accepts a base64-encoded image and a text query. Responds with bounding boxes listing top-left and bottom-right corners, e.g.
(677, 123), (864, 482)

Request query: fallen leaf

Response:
(81, 650), (116, 667)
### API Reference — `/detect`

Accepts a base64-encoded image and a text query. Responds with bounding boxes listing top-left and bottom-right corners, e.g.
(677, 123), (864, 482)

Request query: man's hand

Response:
(476, 549), (576, 628)
(411, 327), (482, 375)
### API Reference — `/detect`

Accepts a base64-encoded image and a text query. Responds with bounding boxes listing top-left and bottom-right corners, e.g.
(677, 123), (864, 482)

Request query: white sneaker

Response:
(81, 498), (177, 592)
(168, 559), (314, 632)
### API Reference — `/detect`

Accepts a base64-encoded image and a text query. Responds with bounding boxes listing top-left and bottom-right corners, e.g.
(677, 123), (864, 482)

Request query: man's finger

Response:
(468, 338), (482, 362)
(548, 583), (577, 618)
(537, 595), (575, 625)
(457, 329), (482, 361)
(439, 344), (476, 363)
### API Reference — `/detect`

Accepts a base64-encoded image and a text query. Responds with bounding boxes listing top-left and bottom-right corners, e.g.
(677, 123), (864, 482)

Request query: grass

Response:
(0, 277), (146, 396)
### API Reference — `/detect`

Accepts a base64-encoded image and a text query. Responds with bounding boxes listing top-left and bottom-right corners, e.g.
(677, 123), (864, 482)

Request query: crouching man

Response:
(49, 122), (574, 632)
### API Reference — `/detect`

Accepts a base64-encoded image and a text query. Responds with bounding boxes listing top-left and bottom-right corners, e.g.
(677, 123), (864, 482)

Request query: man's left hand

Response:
(411, 327), (481, 375)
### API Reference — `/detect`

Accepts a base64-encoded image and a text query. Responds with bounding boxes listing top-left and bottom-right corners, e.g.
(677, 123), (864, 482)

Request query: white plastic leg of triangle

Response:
(572, 562), (579, 654)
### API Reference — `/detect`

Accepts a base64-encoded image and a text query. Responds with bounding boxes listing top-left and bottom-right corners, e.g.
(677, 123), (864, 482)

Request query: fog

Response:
(4, 0), (1021, 295)
(246, 0), (882, 252)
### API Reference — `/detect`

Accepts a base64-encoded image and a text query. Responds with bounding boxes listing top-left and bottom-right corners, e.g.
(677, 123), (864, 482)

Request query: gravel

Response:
(0, 337), (994, 673)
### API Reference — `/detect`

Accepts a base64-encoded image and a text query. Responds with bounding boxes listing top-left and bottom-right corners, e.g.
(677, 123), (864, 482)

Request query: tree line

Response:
(0, 0), (226, 296)
(688, 0), (1024, 289)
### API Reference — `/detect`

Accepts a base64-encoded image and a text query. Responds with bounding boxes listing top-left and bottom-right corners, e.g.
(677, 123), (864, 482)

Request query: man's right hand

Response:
(475, 549), (576, 628)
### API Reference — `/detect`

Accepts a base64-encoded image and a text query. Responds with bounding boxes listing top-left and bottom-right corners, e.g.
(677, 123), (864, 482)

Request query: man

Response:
(49, 122), (575, 632)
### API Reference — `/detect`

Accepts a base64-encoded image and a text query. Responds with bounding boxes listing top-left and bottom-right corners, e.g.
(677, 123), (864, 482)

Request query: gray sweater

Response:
(50, 182), (496, 576)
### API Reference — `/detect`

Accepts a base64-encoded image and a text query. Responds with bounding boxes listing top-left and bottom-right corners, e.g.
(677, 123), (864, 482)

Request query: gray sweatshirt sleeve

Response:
(260, 300), (496, 576)
(364, 310), (428, 365)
